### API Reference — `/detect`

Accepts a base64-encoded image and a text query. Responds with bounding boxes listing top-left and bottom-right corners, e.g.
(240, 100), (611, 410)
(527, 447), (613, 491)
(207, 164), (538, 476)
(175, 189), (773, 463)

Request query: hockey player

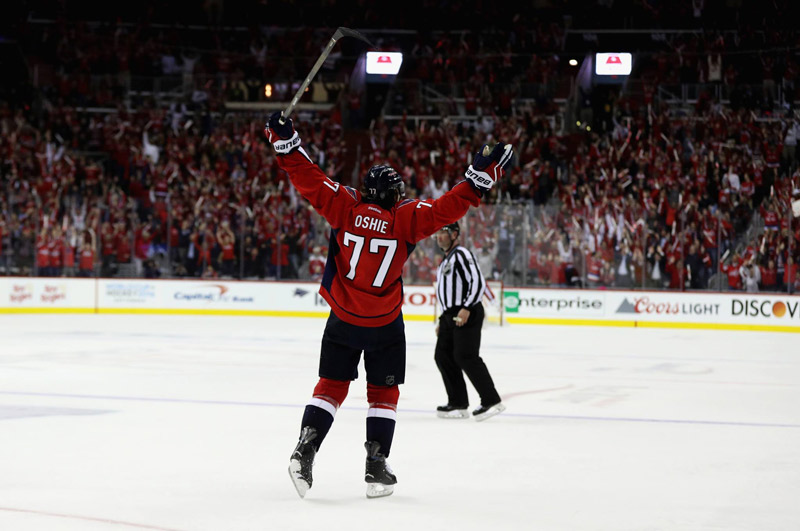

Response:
(264, 111), (513, 499)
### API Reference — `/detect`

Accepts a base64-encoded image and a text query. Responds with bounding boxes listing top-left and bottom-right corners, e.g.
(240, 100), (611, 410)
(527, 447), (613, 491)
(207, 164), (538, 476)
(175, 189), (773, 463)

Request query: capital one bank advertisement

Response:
(99, 279), (307, 313)
(96, 279), (438, 317)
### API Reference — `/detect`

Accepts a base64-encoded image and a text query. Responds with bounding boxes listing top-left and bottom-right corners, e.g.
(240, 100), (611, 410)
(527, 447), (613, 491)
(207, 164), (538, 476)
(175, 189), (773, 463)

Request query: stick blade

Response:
(336, 26), (375, 48)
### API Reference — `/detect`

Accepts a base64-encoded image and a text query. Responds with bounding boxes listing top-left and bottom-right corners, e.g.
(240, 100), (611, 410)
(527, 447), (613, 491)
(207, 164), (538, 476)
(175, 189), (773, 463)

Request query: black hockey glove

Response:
(264, 111), (301, 154)
(464, 142), (514, 193)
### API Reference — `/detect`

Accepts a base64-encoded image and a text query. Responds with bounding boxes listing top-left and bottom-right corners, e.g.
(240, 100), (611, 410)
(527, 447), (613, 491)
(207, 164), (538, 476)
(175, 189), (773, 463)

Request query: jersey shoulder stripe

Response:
(396, 199), (416, 209)
(343, 186), (358, 200)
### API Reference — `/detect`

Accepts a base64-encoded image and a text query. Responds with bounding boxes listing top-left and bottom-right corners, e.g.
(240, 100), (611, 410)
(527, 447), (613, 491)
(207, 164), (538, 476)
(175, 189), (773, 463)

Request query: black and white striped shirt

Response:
(436, 245), (485, 313)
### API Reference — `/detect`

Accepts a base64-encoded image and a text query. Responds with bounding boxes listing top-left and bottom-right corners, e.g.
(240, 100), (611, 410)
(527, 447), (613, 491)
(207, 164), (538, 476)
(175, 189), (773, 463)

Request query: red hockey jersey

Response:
(277, 150), (481, 327)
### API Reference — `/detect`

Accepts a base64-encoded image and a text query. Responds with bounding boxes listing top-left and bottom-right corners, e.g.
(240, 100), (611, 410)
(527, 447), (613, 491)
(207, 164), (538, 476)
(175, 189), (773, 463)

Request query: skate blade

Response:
(474, 403), (506, 422)
(436, 409), (469, 419)
(366, 483), (394, 498)
(288, 462), (310, 498)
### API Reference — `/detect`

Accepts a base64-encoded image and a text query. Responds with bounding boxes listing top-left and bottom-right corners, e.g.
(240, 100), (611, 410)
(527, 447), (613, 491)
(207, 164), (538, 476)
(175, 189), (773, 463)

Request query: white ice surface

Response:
(0, 314), (799, 531)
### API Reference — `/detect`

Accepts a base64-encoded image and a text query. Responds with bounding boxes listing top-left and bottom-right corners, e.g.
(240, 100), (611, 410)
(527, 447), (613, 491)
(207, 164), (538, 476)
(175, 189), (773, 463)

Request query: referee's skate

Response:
(472, 402), (506, 422)
(436, 404), (470, 418)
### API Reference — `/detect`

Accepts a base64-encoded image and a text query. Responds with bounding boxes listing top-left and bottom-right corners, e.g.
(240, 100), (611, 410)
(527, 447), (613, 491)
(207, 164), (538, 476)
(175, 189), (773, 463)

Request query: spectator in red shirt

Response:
(78, 230), (96, 277)
(740, 174), (755, 199)
(48, 226), (64, 277)
(760, 258), (778, 291)
(269, 234), (289, 278)
(762, 204), (780, 231)
(546, 253), (564, 285)
(36, 228), (51, 277)
(723, 252), (743, 290)
(100, 221), (116, 276)
(665, 254), (683, 290)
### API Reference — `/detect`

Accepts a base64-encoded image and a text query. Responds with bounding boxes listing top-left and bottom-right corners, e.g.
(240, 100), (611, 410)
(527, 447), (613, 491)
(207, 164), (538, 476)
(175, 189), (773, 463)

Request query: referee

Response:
(434, 222), (505, 421)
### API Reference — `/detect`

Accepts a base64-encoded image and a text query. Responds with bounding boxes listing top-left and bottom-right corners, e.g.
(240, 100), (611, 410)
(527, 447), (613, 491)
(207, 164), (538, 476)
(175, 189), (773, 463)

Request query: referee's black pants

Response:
(434, 303), (501, 408)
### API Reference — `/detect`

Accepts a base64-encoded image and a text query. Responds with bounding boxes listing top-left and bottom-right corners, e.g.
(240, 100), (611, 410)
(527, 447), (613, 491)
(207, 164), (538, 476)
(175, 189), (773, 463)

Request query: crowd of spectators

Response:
(386, 102), (800, 293)
(2, 91), (797, 293)
(0, 99), (346, 281)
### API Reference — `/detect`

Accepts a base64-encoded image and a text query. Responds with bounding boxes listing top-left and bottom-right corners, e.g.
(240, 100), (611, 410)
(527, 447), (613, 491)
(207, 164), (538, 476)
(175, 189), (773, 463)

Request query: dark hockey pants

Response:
(434, 303), (501, 407)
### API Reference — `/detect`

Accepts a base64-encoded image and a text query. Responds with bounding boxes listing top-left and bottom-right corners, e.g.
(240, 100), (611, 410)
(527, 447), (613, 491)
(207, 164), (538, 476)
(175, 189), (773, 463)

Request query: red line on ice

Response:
(501, 384), (574, 400)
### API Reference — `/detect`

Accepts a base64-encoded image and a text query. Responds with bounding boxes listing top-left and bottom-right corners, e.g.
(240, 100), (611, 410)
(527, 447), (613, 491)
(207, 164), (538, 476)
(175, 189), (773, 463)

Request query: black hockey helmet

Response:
(441, 222), (460, 234)
(363, 164), (405, 208)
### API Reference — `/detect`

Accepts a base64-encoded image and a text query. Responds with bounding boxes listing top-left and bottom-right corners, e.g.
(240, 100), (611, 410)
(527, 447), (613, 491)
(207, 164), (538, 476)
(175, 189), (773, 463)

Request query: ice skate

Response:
(364, 441), (397, 498)
(288, 426), (317, 498)
(436, 404), (469, 419)
(472, 402), (505, 422)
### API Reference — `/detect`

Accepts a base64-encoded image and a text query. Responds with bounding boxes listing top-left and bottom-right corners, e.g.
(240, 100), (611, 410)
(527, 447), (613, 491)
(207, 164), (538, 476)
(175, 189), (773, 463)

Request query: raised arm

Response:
(399, 142), (515, 243)
(265, 112), (357, 229)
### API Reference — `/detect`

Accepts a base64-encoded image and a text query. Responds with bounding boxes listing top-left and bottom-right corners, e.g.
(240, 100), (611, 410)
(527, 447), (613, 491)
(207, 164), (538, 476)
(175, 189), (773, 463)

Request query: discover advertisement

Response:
(728, 296), (800, 324)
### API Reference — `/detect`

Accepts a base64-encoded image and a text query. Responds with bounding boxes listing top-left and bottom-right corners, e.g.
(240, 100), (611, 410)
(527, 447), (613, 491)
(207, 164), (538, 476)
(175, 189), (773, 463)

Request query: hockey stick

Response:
(280, 27), (374, 124)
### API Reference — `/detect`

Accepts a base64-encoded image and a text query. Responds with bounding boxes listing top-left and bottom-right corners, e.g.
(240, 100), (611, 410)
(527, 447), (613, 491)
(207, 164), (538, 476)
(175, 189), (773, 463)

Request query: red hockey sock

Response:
(300, 378), (351, 449)
(311, 377), (351, 416)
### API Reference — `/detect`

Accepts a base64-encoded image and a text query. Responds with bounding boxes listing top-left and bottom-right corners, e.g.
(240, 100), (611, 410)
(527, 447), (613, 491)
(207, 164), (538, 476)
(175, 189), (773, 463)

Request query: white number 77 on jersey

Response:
(342, 232), (398, 288)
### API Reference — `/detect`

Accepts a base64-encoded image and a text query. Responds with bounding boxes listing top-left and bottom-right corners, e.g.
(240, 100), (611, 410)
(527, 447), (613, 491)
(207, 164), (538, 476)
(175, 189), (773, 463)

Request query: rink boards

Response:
(0, 277), (799, 333)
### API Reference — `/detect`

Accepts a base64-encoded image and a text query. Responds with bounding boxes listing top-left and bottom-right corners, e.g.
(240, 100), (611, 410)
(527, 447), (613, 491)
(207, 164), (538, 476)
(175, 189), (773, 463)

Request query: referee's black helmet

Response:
(441, 222), (460, 234)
